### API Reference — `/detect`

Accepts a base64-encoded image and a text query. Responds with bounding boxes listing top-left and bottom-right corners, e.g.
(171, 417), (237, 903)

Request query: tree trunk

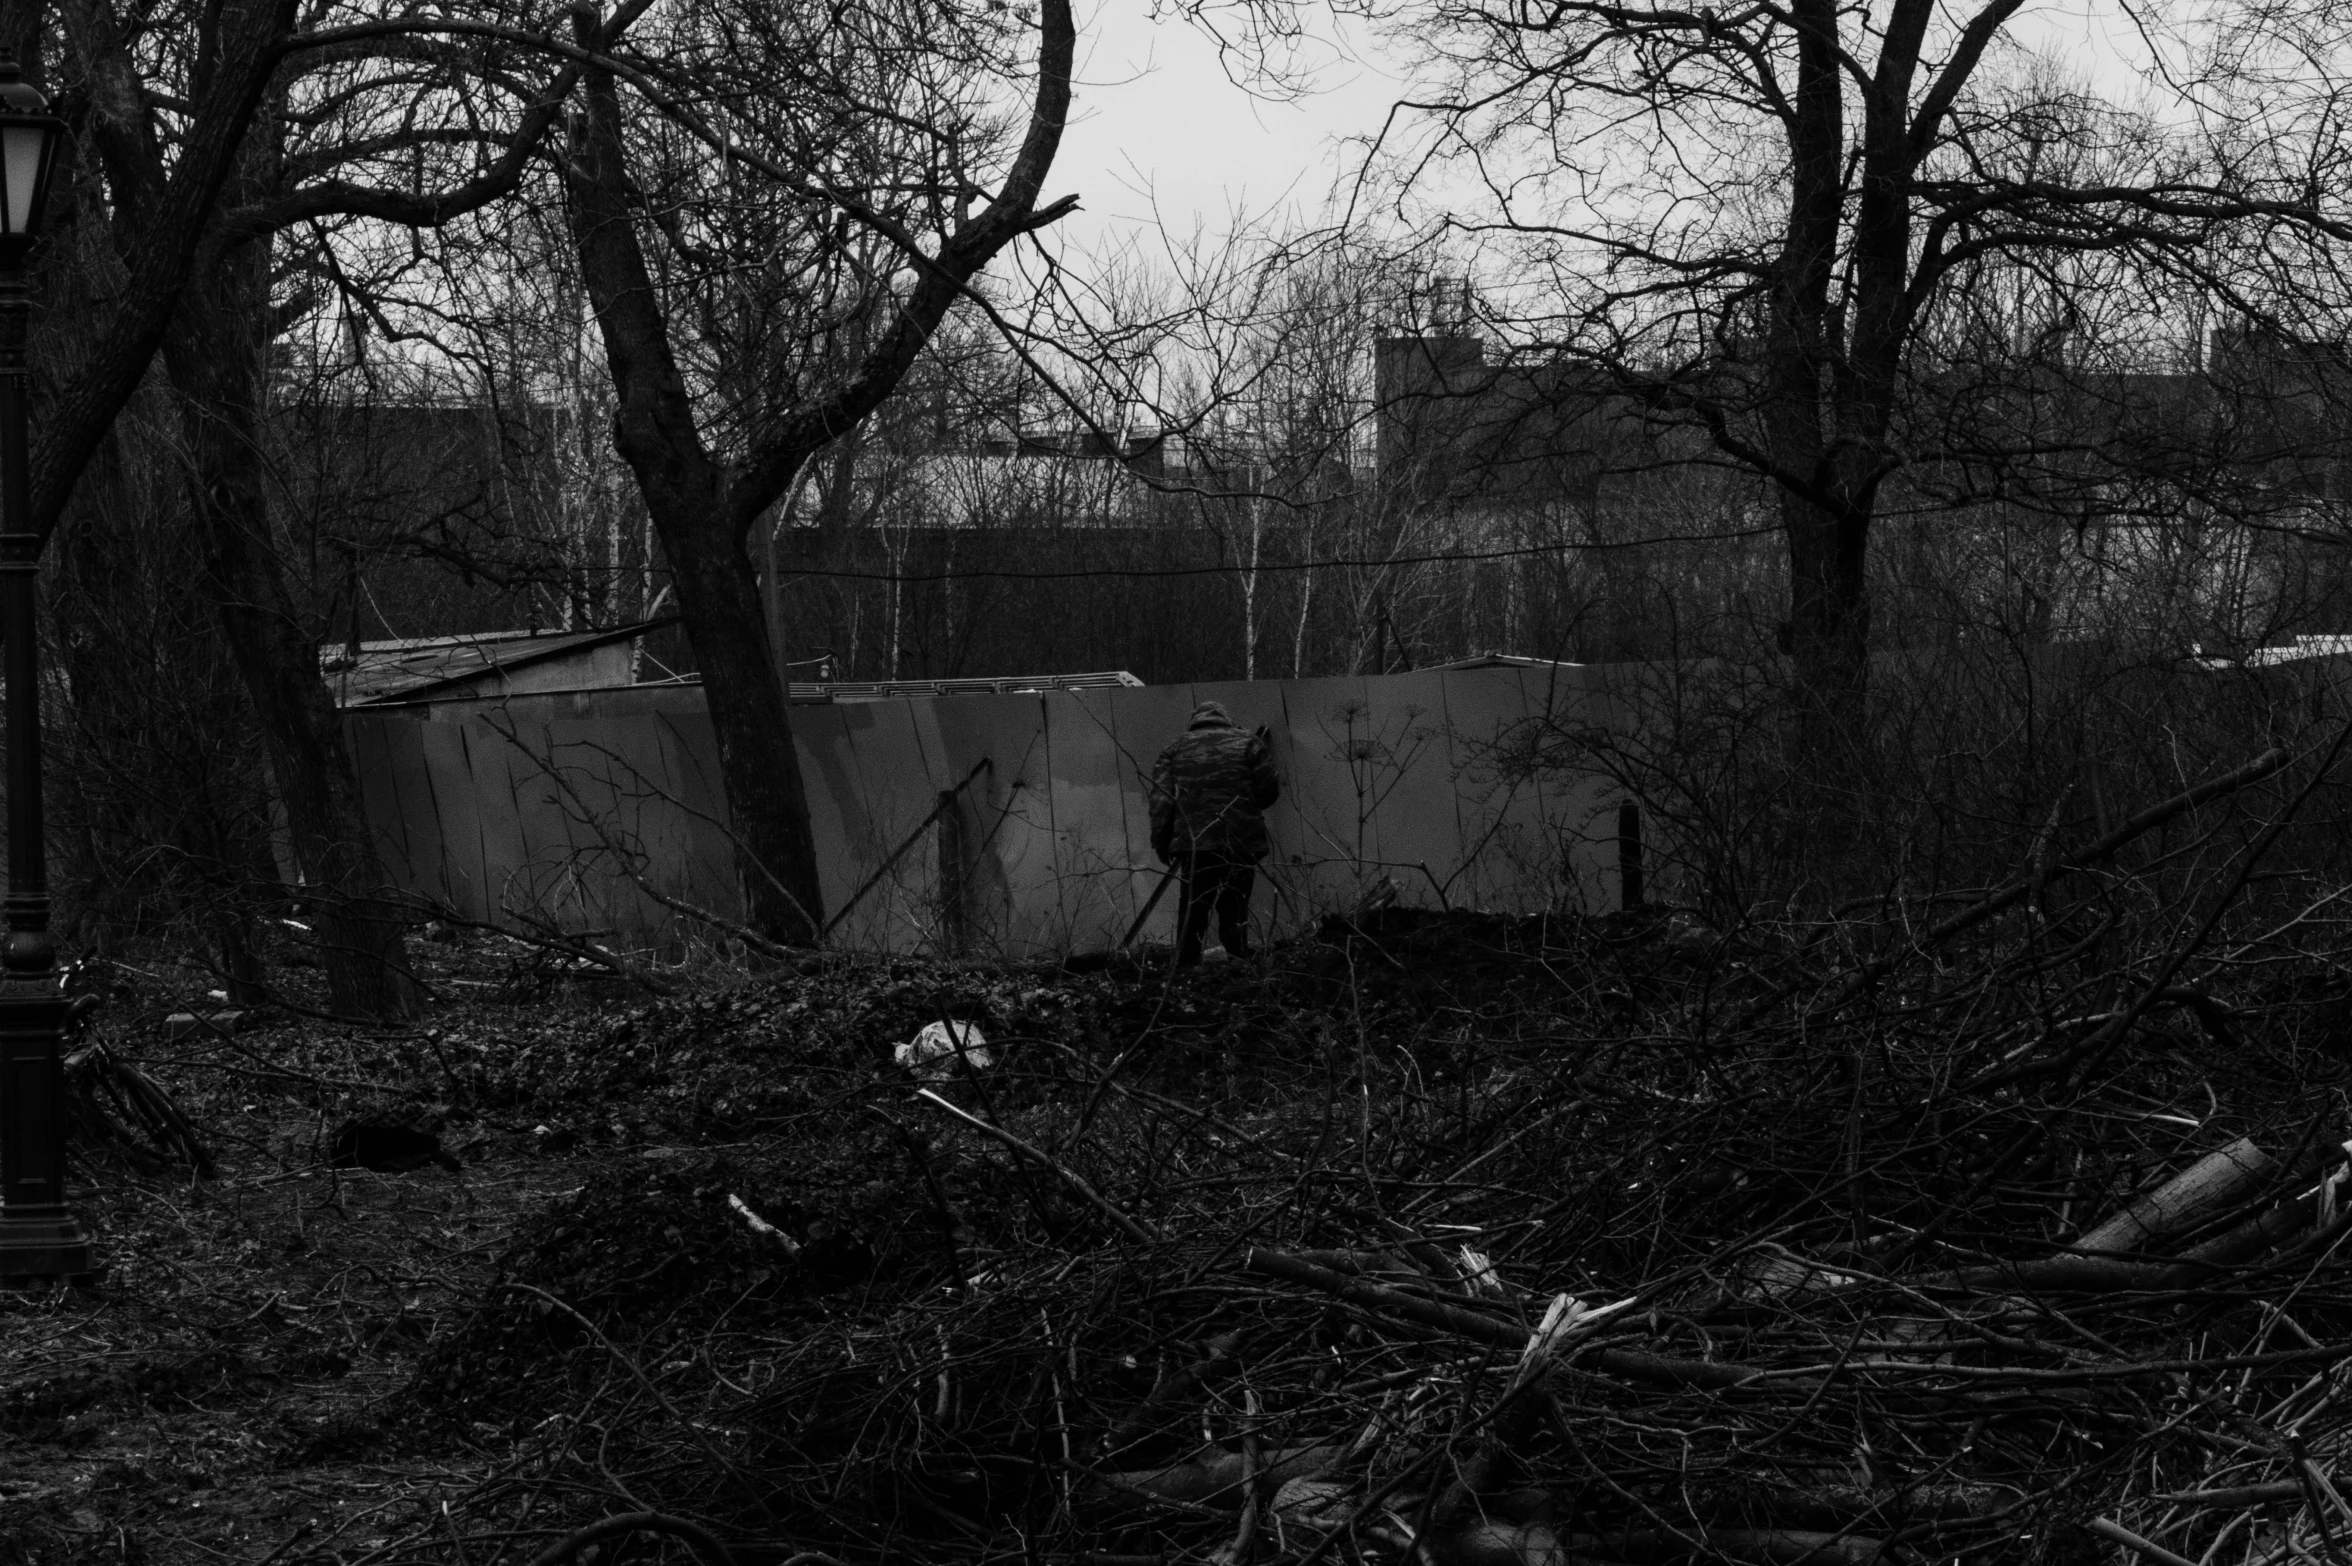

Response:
(1764, 0), (1871, 742)
(46, 422), (275, 989)
(562, 52), (828, 944)
(659, 483), (830, 941)
(157, 161), (420, 1020)
(557, 0), (1071, 944)
(1781, 489), (1871, 738)
(30, 0), (295, 543)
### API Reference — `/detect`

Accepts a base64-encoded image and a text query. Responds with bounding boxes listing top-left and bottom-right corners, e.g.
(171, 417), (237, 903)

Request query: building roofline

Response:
(355, 665), (1149, 712)
(329, 615), (679, 706)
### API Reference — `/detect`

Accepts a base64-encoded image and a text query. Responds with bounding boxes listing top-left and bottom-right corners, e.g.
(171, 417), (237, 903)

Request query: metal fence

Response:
(346, 661), (1628, 957)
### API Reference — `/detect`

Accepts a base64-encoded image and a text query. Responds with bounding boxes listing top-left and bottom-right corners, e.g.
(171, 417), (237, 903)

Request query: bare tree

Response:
(1333, 0), (2352, 746)
(51, 0), (576, 1015)
(558, 0), (1075, 942)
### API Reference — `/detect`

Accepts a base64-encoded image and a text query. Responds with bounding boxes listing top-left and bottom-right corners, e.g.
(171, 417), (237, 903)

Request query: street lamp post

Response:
(0, 49), (86, 1284)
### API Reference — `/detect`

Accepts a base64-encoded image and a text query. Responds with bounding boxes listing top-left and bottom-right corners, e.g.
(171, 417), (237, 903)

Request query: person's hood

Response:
(1188, 701), (1235, 729)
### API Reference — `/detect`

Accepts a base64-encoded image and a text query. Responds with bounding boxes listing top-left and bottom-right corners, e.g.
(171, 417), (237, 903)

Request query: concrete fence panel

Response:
(349, 662), (1633, 956)
(460, 723), (538, 927)
(1435, 666), (1561, 912)
(933, 696), (1059, 959)
(535, 715), (699, 937)
(1040, 688), (1143, 954)
(420, 721), (491, 922)
(825, 698), (949, 953)
(644, 711), (739, 928)
(1267, 675), (1385, 922)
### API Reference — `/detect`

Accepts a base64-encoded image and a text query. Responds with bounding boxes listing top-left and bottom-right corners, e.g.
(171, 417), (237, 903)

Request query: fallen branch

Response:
(421, 901), (671, 995)
(914, 1087), (1163, 1245)
(2088, 1516), (2201, 1566)
(1241, 1248), (1767, 1389)
(66, 1041), (215, 1178)
(2153, 1481), (2304, 1507)
(1927, 1167), (2349, 1294)
(1698, 1483), (2006, 1528)
(1567, 1527), (1889, 1564)
(1082, 1443), (1346, 1518)
(2074, 1137), (2278, 1256)
(524, 1511), (735, 1566)
(726, 1193), (800, 1259)
(1722, 745), (2293, 1034)
(1101, 1331), (1242, 1460)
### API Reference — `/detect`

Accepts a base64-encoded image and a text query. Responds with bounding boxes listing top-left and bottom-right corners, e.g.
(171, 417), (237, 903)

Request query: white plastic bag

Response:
(894, 1020), (993, 1080)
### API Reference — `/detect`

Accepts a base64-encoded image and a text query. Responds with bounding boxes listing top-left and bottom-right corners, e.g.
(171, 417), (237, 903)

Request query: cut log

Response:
(2179, 1183), (2337, 1267)
(1928, 1162), (2343, 1294)
(2075, 1138), (2276, 1256)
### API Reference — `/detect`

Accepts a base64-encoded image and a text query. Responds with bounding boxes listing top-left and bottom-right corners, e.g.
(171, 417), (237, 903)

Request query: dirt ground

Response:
(6, 904), (2350, 1566)
(0, 943), (650, 1564)
(1, 1140), (609, 1562)
(8, 914), (1598, 1565)
(0, 924), (1332, 1566)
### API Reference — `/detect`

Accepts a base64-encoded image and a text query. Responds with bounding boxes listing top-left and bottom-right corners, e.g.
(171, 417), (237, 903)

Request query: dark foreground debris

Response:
(7, 892), (2352, 1565)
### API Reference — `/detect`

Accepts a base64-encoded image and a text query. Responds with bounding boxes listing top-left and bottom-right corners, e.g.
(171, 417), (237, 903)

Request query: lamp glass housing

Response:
(0, 116), (57, 241)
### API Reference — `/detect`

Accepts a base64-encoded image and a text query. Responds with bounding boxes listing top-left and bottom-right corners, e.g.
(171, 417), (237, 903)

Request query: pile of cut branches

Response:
(344, 905), (2350, 1565)
(242, 740), (2352, 1565)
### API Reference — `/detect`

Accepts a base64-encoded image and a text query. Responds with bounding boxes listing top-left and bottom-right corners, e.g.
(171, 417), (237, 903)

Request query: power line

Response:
(775, 524), (1778, 584)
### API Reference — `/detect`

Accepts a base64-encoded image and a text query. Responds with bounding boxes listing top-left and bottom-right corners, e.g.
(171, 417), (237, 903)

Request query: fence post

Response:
(1617, 800), (1644, 910)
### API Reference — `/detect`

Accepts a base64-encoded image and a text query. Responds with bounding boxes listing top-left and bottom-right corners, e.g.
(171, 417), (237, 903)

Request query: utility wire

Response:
(771, 524), (1778, 584)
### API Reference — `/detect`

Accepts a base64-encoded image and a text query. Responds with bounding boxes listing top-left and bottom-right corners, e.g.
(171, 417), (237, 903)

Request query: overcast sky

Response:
(1054, 3), (1408, 254)
(1045, 0), (2155, 261)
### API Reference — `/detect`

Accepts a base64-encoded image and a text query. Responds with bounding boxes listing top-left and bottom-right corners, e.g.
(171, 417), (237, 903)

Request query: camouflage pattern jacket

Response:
(1150, 713), (1281, 863)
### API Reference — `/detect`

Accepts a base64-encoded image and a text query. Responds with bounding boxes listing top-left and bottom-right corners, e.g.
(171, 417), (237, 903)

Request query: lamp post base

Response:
(0, 980), (89, 1282)
(0, 1209), (90, 1281)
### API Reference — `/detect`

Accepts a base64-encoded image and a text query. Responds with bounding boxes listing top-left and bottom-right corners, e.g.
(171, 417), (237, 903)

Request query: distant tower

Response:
(1374, 326), (1486, 497)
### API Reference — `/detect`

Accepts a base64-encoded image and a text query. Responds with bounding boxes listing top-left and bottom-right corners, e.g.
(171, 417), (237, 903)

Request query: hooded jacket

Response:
(1149, 702), (1281, 863)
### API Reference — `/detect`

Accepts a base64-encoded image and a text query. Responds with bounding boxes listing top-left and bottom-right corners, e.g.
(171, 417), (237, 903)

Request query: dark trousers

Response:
(1175, 853), (1256, 967)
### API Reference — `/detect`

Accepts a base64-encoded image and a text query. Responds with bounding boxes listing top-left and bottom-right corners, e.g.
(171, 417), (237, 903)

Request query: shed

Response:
(323, 619), (673, 708)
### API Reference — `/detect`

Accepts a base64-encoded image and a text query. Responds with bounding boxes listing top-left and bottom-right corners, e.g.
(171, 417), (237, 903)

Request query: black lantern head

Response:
(0, 51), (62, 254)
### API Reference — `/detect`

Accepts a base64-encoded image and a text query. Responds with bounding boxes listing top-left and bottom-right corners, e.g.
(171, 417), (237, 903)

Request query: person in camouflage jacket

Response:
(1150, 701), (1281, 966)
